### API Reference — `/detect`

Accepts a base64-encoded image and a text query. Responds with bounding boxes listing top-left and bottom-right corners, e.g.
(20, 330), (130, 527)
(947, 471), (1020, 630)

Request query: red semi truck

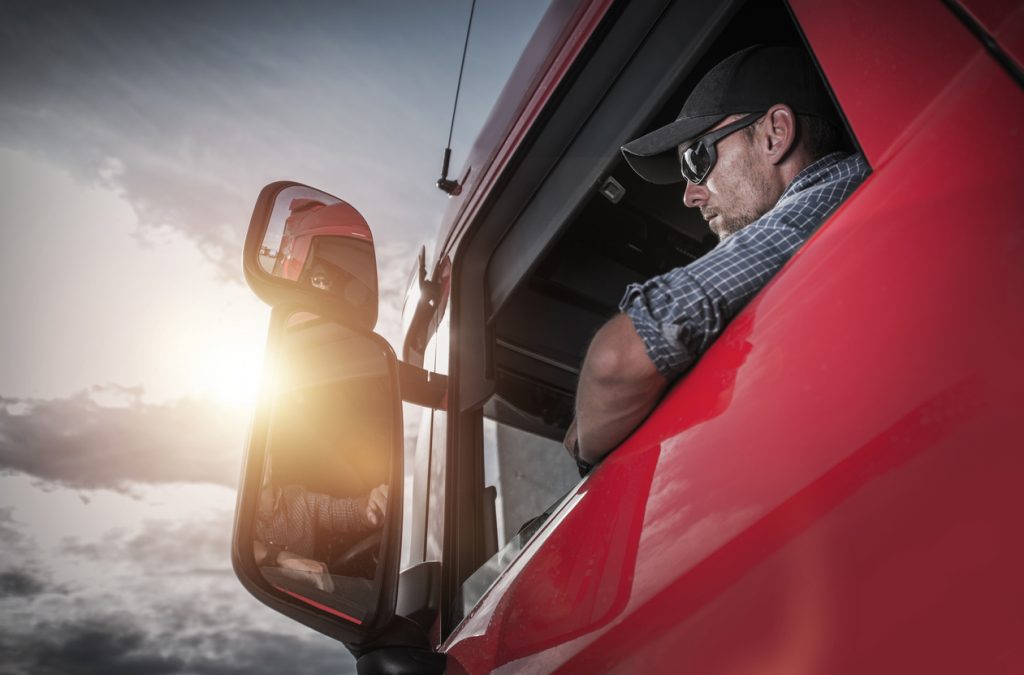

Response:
(232, 0), (1024, 672)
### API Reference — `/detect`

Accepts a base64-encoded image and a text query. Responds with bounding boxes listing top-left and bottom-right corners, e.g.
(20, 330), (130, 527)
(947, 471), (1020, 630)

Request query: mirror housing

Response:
(243, 182), (379, 330)
(231, 307), (403, 647)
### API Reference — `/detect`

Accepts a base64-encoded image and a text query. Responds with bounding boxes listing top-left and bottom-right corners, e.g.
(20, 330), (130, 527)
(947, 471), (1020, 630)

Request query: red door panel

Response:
(792, 0), (979, 167)
(956, 0), (1024, 70)
(443, 4), (1024, 671)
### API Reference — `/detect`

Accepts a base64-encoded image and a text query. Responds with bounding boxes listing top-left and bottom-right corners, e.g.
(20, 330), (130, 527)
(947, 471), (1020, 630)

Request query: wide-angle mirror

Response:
(243, 310), (401, 630)
(246, 183), (379, 330)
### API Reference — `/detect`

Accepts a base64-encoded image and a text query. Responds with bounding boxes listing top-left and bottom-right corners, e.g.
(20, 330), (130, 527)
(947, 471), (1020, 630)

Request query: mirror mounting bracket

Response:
(402, 246), (443, 365)
(356, 645), (446, 674)
(399, 361), (448, 409)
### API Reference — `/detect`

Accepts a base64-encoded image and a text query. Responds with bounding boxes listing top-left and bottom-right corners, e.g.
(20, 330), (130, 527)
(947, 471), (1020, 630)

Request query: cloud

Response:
(58, 514), (231, 576)
(374, 240), (416, 346)
(0, 507), (45, 578)
(0, 387), (244, 491)
(0, 481), (358, 675)
(3, 618), (185, 675)
(0, 508), (21, 542)
(0, 0), (504, 280)
(0, 239), (417, 496)
(2, 619), (181, 675)
(0, 616), (353, 675)
(0, 237), (418, 493)
(0, 569), (47, 599)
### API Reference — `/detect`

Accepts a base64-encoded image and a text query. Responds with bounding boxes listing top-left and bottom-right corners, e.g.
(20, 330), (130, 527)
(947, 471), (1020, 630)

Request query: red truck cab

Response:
(233, 0), (1024, 672)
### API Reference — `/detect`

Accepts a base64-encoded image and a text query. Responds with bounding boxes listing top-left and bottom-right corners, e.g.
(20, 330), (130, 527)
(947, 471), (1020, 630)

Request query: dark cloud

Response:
(10, 620), (185, 675)
(0, 615), (352, 675)
(0, 507), (36, 568)
(0, 0), (547, 279)
(0, 494), (357, 675)
(0, 388), (243, 491)
(59, 516), (232, 577)
(0, 569), (47, 599)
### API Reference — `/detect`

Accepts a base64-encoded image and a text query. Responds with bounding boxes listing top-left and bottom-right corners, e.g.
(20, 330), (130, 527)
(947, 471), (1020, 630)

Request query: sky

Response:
(0, 1), (550, 672)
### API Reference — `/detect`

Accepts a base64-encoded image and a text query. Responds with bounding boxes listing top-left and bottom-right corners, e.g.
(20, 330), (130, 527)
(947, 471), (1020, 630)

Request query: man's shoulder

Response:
(752, 152), (868, 232)
(791, 151), (868, 194)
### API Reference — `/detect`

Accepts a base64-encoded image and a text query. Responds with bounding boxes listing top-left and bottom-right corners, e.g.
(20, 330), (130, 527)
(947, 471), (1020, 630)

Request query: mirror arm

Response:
(398, 361), (448, 409)
(347, 613), (434, 658)
(357, 645), (446, 674)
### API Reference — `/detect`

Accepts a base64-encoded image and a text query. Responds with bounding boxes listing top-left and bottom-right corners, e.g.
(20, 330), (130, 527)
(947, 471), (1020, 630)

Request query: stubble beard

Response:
(712, 163), (778, 242)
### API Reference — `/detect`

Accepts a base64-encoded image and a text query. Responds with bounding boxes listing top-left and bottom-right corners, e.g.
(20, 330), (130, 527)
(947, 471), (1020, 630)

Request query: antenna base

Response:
(436, 178), (462, 196)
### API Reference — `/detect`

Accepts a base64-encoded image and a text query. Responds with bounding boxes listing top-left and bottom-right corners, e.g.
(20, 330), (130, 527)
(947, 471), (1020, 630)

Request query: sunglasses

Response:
(679, 112), (764, 184)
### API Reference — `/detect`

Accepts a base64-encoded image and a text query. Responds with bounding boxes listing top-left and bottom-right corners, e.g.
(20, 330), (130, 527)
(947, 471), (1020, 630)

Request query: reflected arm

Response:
(305, 491), (367, 535)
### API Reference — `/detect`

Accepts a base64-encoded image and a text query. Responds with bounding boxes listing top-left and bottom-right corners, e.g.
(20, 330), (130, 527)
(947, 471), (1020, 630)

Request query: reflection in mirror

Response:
(259, 186), (378, 324)
(252, 313), (394, 625)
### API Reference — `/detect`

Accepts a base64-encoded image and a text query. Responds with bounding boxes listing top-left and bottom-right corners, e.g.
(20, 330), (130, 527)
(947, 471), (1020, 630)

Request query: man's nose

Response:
(683, 180), (707, 208)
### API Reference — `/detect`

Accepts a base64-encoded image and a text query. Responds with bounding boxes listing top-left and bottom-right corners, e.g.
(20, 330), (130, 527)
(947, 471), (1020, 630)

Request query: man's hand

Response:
(277, 552), (335, 592)
(563, 416), (597, 477)
(278, 552), (328, 575)
(562, 417), (578, 461)
(362, 484), (389, 528)
(573, 313), (668, 464)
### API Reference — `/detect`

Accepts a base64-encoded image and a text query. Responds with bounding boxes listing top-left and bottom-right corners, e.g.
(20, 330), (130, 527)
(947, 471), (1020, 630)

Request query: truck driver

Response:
(565, 44), (869, 472)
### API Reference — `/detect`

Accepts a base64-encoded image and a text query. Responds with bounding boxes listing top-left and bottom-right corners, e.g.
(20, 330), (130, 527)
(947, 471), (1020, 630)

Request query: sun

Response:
(194, 338), (267, 409)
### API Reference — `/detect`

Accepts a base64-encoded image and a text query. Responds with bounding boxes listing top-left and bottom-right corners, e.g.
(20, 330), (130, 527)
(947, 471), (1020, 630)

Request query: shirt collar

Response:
(779, 151), (853, 202)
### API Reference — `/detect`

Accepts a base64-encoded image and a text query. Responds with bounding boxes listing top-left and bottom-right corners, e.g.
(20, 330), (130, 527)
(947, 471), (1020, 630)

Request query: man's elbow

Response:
(575, 315), (667, 464)
(586, 314), (662, 387)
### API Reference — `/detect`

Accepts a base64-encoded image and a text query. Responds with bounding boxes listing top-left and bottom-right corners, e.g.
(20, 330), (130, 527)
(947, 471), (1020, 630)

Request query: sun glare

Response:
(195, 339), (267, 409)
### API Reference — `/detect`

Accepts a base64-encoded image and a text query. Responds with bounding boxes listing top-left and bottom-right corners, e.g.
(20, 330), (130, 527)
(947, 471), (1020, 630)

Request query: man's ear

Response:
(762, 103), (797, 165)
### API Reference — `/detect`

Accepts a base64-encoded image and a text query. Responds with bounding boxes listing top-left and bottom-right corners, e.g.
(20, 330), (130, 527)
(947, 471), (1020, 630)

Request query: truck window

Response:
(484, 419), (579, 548)
(444, 0), (862, 636)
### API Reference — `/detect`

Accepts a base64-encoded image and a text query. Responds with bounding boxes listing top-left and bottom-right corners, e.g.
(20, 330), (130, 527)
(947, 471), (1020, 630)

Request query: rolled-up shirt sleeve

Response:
(619, 152), (869, 380)
(620, 223), (804, 378)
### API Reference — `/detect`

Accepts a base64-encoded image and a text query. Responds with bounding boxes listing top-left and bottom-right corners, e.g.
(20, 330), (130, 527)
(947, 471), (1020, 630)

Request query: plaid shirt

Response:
(255, 485), (367, 558)
(621, 151), (869, 378)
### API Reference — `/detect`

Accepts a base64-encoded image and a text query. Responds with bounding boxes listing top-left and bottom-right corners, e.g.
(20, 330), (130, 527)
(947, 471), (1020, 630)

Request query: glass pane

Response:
(259, 186), (378, 327)
(252, 315), (394, 625)
(452, 419), (581, 625)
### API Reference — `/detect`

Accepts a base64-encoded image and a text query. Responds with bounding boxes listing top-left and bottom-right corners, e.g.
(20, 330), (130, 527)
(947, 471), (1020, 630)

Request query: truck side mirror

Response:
(232, 308), (403, 645)
(243, 182), (379, 331)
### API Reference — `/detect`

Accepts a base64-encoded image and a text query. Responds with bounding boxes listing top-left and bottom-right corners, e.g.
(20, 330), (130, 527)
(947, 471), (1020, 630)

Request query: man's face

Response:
(679, 114), (778, 241)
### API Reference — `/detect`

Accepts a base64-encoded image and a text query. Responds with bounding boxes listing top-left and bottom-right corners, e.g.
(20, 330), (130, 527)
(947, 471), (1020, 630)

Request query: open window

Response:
(442, 0), (861, 637)
(486, 0), (856, 443)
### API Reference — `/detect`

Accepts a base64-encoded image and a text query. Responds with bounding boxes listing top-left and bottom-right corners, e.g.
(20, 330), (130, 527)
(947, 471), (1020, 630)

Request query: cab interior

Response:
(482, 0), (850, 440)
(440, 0), (858, 636)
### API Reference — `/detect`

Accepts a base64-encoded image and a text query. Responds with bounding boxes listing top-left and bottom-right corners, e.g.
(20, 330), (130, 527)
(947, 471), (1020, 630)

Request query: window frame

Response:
(438, 0), (865, 640)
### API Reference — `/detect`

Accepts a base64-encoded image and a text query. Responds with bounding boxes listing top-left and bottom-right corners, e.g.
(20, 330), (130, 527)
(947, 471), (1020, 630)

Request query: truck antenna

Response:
(437, 0), (476, 196)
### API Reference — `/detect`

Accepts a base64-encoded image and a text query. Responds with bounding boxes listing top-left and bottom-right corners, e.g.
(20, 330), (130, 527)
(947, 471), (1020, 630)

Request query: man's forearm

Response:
(576, 379), (664, 464)
(574, 314), (668, 464)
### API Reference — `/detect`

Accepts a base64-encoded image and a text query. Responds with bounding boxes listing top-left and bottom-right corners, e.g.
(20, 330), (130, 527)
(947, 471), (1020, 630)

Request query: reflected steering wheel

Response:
(330, 531), (382, 576)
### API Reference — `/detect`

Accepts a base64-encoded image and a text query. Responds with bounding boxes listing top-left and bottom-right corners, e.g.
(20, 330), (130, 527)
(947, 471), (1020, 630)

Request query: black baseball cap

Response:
(621, 44), (837, 184)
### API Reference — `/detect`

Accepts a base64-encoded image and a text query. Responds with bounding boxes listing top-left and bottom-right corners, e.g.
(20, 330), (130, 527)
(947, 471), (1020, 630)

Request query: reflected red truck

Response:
(273, 197), (374, 287)
(232, 0), (1024, 673)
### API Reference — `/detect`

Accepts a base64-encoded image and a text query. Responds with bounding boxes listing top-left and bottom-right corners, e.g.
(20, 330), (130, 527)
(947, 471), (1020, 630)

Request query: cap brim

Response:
(620, 113), (725, 184)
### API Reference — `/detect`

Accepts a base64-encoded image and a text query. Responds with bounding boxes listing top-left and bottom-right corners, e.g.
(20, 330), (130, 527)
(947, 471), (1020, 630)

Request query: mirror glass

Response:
(259, 186), (378, 328)
(252, 312), (396, 625)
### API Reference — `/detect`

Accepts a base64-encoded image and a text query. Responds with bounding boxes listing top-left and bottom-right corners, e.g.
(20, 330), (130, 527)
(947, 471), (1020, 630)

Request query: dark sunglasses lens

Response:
(682, 142), (711, 183)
